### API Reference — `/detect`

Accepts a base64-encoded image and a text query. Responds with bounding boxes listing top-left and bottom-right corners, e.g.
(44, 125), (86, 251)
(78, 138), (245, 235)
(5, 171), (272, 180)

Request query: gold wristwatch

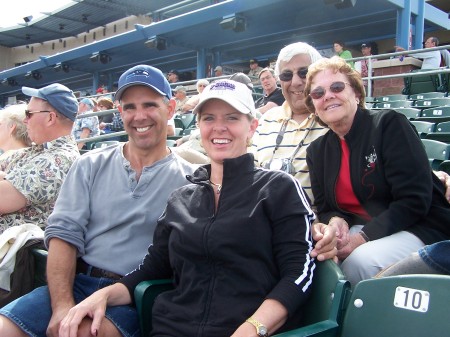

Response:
(246, 317), (269, 337)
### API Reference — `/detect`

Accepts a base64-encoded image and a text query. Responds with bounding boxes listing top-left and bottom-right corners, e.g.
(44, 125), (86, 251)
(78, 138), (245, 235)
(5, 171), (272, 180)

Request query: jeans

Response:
(0, 274), (140, 337)
(419, 240), (450, 275)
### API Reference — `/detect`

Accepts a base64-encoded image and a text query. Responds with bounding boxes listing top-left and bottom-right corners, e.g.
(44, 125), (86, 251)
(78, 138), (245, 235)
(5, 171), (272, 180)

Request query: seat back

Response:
(403, 69), (441, 95)
(340, 275), (450, 337)
(395, 108), (421, 120)
(178, 113), (196, 129)
(435, 121), (450, 133)
(417, 106), (450, 123)
(409, 92), (446, 101)
(414, 97), (450, 109)
(31, 248), (48, 288)
(410, 121), (435, 138)
(374, 94), (409, 102)
(274, 260), (350, 337)
(93, 140), (120, 149)
(421, 139), (450, 169)
(373, 100), (412, 109)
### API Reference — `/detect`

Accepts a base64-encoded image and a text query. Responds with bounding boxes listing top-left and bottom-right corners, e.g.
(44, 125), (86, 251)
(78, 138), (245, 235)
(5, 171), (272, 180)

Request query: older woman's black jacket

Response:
(306, 108), (450, 244)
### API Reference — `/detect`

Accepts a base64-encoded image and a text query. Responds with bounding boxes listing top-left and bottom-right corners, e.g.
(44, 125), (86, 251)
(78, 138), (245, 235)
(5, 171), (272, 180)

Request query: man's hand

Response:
(328, 217), (350, 250)
(47, 306), (74, 337)
(310, 222), (337, 261)
(336, 233), (366, 261)
(434, 170), (450, 203)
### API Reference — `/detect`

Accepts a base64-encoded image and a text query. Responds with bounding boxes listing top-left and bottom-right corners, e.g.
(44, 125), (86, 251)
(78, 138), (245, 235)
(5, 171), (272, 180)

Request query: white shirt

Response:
(415, 50), (441, 69)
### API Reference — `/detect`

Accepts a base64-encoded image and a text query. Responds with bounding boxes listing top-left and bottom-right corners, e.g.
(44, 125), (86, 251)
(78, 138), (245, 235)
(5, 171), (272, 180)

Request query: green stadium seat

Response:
(439, 160), (450, 174)
(166, 139), (176, 147)
(425, 121), (450, 143)
(374, 94), (409, 102)
(339, 275), (450, 337)
(92, 140), (120, 149)
(410, 121), (435, 138)
(177, 114), (196, 129)
(402, 69), (441, 95)
(413, 97), (450, 109)
(415, 106), (450, 124)
(31, 248), (48, 289)
(395, 108), (421, 120)
(409, 92), (446, 101)
(372, 100), (412, 110)
(421, 139), (450, 170)
(134, 260), (350, 337)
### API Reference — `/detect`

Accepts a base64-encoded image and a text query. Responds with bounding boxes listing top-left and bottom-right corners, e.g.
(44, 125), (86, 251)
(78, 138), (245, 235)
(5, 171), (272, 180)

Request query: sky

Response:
(0, 0), (74, 28)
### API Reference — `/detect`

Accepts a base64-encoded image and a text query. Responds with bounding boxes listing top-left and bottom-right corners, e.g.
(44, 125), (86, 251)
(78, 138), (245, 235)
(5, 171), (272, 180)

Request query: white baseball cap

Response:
(193, 79), (256, 117)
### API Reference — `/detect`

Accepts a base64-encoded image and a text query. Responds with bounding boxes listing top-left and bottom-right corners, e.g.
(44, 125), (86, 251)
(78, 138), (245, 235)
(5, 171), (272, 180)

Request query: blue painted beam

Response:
(386, 0), (450, 29)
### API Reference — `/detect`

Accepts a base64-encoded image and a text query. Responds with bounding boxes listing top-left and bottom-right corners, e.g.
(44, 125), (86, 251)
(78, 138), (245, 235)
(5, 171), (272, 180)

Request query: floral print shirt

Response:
(0, 135), (79, 233)
(72, 113), (100, 140)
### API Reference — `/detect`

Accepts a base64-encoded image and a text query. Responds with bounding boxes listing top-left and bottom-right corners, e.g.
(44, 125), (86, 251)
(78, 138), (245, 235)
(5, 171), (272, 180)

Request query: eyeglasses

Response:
(309, 81), (351, 100)
(24, 110), (52, 119)
(278, 68), (308, 82)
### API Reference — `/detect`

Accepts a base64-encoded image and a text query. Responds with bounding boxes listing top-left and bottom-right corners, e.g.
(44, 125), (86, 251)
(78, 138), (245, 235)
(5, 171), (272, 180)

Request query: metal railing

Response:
(347, 44), (450, 97)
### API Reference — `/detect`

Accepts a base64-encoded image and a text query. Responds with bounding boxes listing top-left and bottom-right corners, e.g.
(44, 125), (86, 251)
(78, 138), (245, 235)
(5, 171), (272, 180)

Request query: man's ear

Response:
(48, 111), (58, 125)
(167, 98), (176, 120)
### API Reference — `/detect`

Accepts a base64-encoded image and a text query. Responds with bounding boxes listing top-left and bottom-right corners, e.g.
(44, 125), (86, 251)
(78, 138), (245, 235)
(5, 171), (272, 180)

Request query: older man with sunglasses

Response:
(251, 42), (328, 206)
(0, 83), (79, 233)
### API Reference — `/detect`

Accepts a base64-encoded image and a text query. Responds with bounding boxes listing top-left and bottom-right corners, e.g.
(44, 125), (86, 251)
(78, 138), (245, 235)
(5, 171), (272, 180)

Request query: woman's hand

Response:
(310, 222), (337, 261)
(58, 288), (109, 337)
(336, 233), (366, 261)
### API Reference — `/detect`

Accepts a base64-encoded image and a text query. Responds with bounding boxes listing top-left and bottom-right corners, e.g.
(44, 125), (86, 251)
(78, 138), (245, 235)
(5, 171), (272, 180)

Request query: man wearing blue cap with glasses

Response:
(0, 65), (195, 337)
(0, 83), (79, 233)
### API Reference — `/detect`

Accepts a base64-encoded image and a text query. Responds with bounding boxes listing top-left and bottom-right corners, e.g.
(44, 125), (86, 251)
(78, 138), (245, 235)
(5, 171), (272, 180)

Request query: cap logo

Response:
(125, 69), (151, 80)
(210, 81), (236, 91)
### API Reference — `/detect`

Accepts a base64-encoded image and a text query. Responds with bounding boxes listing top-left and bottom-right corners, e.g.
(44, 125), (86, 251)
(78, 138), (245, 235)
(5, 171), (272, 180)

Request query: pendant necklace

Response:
(208, 180), (222, 194)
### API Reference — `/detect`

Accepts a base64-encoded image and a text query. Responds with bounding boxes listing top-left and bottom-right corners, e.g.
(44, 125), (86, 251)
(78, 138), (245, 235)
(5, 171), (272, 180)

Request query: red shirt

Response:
(335, 139), (371, 220)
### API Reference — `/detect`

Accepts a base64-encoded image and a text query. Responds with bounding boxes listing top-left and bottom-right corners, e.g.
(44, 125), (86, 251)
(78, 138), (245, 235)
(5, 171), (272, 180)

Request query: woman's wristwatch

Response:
(246, 317), (269, 337)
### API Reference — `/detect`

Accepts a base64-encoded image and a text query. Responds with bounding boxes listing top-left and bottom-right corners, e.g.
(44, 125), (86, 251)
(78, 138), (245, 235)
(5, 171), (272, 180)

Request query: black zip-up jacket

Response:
(306, 108), (450, 244)
(120, 154), (315, 336)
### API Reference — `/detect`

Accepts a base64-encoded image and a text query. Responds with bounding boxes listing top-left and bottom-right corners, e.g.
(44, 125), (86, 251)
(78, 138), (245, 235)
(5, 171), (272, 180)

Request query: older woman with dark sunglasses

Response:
(304, 56), (450, 286)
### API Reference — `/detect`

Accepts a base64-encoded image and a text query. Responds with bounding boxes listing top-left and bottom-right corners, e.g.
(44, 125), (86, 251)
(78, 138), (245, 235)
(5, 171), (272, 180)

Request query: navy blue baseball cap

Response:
(115, 65), (172, 101)
(22, 83), (78, 121)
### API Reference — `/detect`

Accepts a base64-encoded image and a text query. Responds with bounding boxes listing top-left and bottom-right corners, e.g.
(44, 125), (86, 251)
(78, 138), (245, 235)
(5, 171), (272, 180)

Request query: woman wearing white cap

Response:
(59, 80), (318, 337)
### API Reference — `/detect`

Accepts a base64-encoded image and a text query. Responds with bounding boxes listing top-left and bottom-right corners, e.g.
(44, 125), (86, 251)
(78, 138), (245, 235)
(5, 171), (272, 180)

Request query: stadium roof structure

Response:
(0, 0), (449, 101)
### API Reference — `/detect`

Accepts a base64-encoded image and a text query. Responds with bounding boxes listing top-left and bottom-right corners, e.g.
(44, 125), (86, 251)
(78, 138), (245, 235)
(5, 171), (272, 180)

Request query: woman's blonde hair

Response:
(0, 104), (32, 146)
(304, 56), (366, 125)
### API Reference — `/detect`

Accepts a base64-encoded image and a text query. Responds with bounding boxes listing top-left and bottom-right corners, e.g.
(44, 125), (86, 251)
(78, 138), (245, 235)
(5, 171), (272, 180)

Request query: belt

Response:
(76, 258), (122, 281)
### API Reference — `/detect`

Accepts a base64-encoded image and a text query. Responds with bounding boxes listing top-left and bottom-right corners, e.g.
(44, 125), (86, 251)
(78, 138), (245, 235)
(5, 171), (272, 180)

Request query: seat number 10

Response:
(394, 286), (430, 313)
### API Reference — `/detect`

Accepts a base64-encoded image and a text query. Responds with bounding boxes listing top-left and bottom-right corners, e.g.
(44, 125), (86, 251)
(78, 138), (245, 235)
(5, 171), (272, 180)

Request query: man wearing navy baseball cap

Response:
(0, 65), (195, 337)
(0, 83), (79, 233)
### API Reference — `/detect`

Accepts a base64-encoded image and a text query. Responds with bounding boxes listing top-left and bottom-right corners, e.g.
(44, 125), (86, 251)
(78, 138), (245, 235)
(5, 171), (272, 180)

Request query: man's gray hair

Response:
(274, 42), (323, 77)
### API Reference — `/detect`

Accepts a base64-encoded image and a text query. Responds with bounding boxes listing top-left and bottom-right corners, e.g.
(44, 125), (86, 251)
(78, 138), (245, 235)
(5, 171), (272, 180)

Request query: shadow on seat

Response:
(339, 275), (450, 337)
(133, 260), (350, 337)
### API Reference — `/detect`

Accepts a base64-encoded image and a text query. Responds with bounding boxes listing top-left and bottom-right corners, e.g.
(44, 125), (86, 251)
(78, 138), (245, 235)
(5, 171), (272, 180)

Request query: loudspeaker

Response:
(324, 0), (356, 9)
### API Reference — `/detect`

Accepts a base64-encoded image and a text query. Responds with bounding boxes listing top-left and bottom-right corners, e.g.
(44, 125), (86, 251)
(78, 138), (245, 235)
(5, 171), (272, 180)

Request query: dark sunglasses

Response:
(24, 110), (52, 119)
(309, 81), (351, 100)
(278, 68), (308, 82)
